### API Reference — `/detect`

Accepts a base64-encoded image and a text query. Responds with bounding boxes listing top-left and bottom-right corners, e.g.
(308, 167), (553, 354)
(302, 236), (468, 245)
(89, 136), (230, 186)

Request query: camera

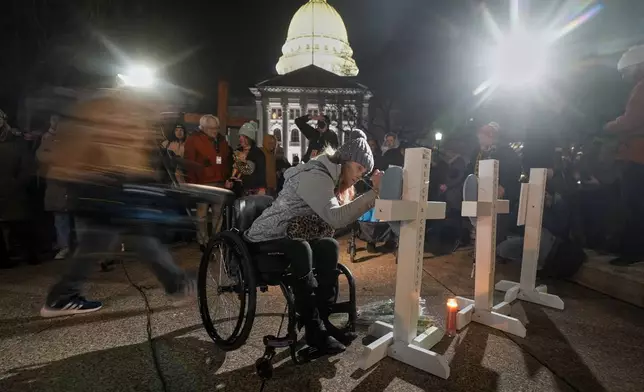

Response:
(317, 120), (327, 129)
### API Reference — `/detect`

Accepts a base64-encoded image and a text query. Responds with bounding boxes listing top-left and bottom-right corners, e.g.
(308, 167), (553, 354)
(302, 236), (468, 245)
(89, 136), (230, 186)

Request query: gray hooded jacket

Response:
(244, 154), (378, 243)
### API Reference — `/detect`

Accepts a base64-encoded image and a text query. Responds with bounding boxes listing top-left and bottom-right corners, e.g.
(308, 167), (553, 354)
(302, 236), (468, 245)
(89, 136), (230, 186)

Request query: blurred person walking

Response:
(39, 93), (195, 317)
(184, 115), (233, 248)
(37, 114), (74, 260)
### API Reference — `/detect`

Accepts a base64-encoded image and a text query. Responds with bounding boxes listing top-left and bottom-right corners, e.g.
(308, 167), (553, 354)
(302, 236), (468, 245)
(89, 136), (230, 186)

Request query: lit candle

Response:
(446, 298), (458, 337)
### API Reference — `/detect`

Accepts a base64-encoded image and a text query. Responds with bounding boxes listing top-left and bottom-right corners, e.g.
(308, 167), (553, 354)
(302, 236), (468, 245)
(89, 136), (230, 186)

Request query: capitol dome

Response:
(276, 0), (359, 77)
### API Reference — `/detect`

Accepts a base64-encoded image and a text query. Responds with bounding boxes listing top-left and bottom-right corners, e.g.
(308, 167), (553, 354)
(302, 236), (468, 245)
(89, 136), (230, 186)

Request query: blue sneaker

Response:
(40, 296), (103, 318)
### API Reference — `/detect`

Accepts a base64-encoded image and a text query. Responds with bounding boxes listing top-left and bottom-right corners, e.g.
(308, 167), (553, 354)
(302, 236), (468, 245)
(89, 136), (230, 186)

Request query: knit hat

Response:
(338, 129), (374, 173)
(239, 121), (258, 141)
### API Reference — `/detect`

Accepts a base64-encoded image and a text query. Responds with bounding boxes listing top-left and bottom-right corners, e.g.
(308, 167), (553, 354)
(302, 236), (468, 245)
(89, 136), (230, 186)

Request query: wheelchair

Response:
(197, 195), (358, 381)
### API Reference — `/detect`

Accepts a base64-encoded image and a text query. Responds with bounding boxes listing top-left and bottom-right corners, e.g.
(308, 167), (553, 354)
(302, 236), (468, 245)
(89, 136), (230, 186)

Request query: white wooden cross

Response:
(455, 159), (527, 338)
(495, 168), (565, 310)
(359, 147), (450, 379)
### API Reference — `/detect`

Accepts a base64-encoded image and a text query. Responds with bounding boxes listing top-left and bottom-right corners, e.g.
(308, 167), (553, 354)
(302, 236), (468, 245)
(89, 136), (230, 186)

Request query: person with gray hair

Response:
(184, 114), (233, 248)
(245, 130), (382, 355)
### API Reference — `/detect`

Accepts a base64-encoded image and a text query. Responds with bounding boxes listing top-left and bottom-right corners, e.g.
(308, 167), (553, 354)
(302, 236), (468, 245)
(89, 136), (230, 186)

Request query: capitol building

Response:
(250, 0), (372, 164)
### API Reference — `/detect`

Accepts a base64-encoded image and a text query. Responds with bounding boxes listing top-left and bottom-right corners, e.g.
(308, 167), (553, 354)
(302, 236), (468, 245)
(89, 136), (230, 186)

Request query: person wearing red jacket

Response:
(184, 115), (233, 247)
(605, 44), (644, 266)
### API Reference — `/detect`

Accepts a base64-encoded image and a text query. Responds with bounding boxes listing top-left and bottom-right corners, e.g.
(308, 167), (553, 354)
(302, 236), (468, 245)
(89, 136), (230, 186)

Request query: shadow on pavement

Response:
(350, 325), (499, 392)
(511, 304), (608, 392)
(0, 305), (180, 340)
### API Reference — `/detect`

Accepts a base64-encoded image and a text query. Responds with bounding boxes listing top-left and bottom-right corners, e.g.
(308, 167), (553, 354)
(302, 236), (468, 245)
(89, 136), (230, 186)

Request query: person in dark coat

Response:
(37, 114), (74, 260)
(0, 111), (39, 268)
(467, 122), (522, 244)
(381, 140), (408, 169)
(367, 135), (385, 172)
(295, 114), (339, 163)
(227, 121), (266, 196)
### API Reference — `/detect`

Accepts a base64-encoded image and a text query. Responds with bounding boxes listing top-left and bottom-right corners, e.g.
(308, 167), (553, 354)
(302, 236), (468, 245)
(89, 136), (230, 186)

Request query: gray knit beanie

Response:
(338, 130), (374, 173)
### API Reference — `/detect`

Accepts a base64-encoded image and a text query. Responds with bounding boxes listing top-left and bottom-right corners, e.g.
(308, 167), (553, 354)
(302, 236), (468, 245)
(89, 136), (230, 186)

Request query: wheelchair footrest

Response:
(263, 334), (296, 349)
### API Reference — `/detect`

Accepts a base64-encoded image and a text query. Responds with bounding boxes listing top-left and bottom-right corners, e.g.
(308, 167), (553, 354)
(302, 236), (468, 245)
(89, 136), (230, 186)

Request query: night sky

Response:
(2, 0), (644, 134)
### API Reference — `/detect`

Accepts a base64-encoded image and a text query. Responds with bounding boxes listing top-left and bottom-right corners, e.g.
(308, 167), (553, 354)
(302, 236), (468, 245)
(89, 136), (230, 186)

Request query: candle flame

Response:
(447, 298), (458, 309)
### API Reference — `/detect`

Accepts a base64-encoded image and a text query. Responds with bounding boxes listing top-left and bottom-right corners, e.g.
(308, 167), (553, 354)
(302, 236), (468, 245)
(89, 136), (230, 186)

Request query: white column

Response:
(362, 101), (370, 129)
(281, 100), (289, 158)
(256, 99), (264, 146)
(299, 97), (308, 158)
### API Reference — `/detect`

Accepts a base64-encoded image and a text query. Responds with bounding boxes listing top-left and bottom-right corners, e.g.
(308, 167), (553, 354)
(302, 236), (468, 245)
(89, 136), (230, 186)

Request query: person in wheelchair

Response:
(244, 130), (382, 354)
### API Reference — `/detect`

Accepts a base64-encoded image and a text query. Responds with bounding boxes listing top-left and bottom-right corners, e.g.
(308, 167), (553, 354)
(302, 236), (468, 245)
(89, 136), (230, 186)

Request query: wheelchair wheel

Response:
(198, 230), (257, 351)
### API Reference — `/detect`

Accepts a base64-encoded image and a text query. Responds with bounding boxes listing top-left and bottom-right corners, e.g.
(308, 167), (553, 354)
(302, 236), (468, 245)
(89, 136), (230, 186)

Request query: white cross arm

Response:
(374, 199), (418, 222)
(462, 200), (510, 218)
(424, 201), (447, 220)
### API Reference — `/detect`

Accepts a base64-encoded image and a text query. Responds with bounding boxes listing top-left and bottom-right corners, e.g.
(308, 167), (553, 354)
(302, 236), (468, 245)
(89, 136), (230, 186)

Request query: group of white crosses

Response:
(359, 148), (564, 379)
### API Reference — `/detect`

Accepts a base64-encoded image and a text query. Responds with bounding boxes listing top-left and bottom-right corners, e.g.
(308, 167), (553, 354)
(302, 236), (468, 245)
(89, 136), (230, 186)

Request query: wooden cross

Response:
(495, 168), (565, 310)
(455, 159), (526, 338)
(359, 147), (450, 379)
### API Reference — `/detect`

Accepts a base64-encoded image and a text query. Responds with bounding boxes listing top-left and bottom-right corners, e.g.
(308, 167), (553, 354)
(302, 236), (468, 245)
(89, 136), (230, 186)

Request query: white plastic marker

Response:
(495, 168), (564, 310)
(359, 147), (450, 379)
(456, 159), (526, 338)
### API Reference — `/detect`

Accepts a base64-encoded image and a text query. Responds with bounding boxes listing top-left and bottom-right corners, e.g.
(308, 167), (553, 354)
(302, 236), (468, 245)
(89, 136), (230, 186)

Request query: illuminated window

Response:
(290, 130), (300, 143)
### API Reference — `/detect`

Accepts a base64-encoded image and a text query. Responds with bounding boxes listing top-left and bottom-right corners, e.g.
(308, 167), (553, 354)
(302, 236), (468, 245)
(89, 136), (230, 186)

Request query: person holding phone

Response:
(295, 113), (339, 163)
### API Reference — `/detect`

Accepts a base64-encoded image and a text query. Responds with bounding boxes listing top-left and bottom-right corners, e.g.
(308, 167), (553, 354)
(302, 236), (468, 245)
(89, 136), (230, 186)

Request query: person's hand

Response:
(371, 170), (384, 193)
(498, 185), (505, 198)
(439, 184), (447, 193)
(224, 180), (233, 189)
(257, 189), (266, 195)
(310, 150), (319, 159)
(311, 115), (325, 121)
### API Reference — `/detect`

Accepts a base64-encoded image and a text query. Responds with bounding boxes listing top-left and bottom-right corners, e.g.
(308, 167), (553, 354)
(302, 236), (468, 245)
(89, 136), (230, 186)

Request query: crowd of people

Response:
(0, 45), (642, 356)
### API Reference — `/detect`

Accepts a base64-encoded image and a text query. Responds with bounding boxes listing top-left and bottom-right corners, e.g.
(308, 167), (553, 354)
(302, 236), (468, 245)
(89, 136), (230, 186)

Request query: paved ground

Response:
(1, 239), (643, 392)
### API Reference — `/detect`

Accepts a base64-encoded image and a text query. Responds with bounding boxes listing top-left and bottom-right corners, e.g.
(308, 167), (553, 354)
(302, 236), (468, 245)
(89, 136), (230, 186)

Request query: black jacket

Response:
(467, 144), (522, 202)
(295, 115), (339, 163)
(239, 145), (267, 191)
(382, 148), (405, 169)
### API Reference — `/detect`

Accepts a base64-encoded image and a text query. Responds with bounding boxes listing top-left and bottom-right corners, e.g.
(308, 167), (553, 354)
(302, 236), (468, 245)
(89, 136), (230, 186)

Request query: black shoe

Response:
(366, 242), (377, 254)
(610, 256), (642, 266)
(323, 319), (358, 346)
(304, 321), (346, 355)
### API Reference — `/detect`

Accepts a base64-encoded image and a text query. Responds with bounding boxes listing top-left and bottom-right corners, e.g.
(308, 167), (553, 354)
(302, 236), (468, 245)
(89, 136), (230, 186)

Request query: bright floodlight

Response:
(490, 30), (548, 88)
(434, 132), (443, 141)
(117, 65), (156, 88)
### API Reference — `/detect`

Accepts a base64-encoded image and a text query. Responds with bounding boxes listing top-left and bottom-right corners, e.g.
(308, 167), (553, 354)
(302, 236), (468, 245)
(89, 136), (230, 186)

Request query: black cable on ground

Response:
(422, 267), (583, 392)
(122, 262), (169, 392)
